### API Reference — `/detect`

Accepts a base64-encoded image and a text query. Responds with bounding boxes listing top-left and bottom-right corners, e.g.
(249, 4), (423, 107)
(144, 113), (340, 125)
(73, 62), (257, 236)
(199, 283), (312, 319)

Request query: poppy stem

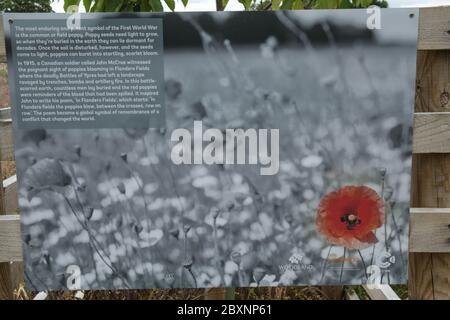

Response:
(320, 245), (333, 282)
(213, 214), (225, 286)
(357, 249), (369, 281)
(384, 195), (389, 254)
(388, 201), (405, 269)
(339, 248), (346, 284)
(63, 193), (131, 289)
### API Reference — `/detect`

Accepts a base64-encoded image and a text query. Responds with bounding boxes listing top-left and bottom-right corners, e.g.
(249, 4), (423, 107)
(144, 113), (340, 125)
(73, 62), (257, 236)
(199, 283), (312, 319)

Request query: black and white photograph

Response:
(8, 9), (417, 291)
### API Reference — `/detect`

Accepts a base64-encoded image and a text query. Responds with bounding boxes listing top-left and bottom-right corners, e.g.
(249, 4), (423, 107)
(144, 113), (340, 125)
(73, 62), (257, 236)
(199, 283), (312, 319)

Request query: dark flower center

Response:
(340, 212), (361, 230)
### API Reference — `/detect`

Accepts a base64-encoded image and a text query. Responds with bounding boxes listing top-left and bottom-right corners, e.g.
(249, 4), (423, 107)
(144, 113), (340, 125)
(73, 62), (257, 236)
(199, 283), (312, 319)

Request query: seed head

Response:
(183, 224), (191, 235)
(117, 182), (126, 195)
(230, 251), (242, 266)
(183, 256), (194, 269)
(253, 267), (266, 284)
(384, 186), (394, 201)
(86, 207), (94, 221)
(75, 145), (82, 157)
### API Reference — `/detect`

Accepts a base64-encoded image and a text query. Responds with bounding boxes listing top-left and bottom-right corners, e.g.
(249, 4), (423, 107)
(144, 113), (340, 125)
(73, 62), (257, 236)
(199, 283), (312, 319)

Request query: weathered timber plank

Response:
(0, 108), (11, 120)
(362, 285), (400, 300)
(418, 7), (450, 50)
(0, 120), (14, 161)
(3, 175), (18, 214)
(0, 215), (21, 263)
(410, 208), (450, 252)
(415, 50), (450, 112)
(414, 113), (450, 153)
(410, 48), (450, 300)
(411, 153), (450, 299)
(0, 16), (5, 62)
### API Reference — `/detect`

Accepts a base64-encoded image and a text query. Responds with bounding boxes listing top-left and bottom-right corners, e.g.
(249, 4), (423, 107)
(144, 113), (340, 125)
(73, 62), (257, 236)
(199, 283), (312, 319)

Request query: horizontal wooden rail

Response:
(418, 7), (450, 50)
(2, 175), (18, 213)
(0, 107), (11, 120)
(410, 208), (450, 253)
(362, 285), (401, 300)
(0, 16), (5, 63)
(0, 117), (14, 161)
(413, 113), (450, 153)
(0, 214), (21, 263)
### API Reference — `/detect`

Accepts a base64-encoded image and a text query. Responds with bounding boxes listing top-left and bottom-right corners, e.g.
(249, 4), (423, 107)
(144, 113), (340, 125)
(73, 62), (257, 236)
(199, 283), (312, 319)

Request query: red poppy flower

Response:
(316, 186), (384, 249)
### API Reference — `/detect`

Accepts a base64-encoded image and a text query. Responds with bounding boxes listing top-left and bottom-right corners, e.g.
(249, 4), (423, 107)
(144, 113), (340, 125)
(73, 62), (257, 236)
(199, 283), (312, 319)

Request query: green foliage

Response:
(64, 0), (80, 12)
(277, 0), (387, 9)
(222, 0), (229, 9)
(64, 0), (387, 12)
(64, 0), (175, 12)
(239, 0), (253, 10)
(0, 0), (52, 12)
(83, 0), (92, 11)
(314, 0), (338, 9)
(266, 0), (388, 10)
(164, 0), (175, 11)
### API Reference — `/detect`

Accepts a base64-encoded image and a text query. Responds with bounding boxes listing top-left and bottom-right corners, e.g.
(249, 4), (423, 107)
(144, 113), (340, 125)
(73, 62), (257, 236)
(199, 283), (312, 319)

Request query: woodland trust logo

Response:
(171, 121), (280, 176)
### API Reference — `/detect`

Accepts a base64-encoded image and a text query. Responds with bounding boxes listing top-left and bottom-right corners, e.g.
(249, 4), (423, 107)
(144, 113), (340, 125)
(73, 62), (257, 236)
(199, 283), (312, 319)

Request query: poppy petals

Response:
(355, 231), (378, 244)
(316, 185), (384, 249)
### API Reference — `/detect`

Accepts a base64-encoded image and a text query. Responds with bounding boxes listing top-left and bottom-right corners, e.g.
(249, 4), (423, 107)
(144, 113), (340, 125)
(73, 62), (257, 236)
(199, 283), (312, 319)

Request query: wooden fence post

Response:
(0, 13), (14, 299)
(409, 7), (450, 299)
(0, 159), (14, 299)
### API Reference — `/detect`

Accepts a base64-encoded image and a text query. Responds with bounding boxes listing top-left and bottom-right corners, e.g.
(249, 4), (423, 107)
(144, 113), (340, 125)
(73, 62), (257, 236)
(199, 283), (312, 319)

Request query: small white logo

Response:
(366, 5), (381, 30)
(66, 5), (81, 31)
(288, 253), (303, 264)
(66, 265), (82, 290)
(366, 265), (382, 289)
(377, 251), (396, 269)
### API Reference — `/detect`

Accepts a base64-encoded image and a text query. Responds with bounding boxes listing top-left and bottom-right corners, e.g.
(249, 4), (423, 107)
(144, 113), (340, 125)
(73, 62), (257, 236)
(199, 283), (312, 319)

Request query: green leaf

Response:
(359, 0), (373, 7)
(280, 0), (293, 9)
(222, 0), (229, 9)
(83, 0), (93, 11)
(64, 0), (81, 12)
(104, 0), (124, 11)
(92, 0), (106, 11)
(164, 0), (175, 11)
(338, 0), (354, 8)
(272, 0), (282, 10)
(149, 0), (164, 11)
(182, 0), (189, 6)
(140, 0), (151, 11)
(314, 0), (338, 9)
(238, 0), (252, 10)
(292, 0), (303, 9)
(121, 2), (136, 11)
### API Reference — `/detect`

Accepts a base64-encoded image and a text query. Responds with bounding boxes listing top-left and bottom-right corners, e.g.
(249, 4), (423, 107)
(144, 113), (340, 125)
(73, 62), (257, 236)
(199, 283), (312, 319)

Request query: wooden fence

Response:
(1, 7), (449, 300)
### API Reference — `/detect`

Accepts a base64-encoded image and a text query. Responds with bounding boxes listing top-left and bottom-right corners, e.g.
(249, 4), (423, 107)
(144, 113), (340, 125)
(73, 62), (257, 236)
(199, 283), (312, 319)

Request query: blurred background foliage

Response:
(62, 0), (388, 12)
(0, 0), (52, 12)
(0, 0), (389, 13)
